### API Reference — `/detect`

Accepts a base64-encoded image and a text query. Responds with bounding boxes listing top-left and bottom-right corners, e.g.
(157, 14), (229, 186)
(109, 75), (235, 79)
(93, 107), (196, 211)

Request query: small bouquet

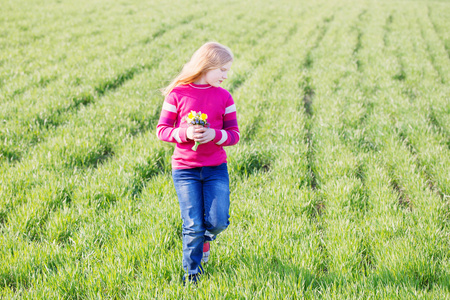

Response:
(185, 111), (209, 151)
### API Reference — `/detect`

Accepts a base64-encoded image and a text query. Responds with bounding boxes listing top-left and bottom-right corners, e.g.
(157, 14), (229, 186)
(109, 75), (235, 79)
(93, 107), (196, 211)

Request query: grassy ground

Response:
(1, 0), (449, 298)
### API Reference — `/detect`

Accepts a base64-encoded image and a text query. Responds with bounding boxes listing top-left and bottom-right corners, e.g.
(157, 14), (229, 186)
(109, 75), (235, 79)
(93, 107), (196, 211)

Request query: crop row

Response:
(1, 0), (450, 297)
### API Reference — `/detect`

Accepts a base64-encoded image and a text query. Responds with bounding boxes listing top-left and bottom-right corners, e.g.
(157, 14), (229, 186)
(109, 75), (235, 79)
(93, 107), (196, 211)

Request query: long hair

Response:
(162, 42), (233, 96)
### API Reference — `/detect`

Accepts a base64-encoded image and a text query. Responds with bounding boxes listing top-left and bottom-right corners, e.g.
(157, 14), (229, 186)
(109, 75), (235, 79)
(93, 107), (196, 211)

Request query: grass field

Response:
(1, 0), (450, 298)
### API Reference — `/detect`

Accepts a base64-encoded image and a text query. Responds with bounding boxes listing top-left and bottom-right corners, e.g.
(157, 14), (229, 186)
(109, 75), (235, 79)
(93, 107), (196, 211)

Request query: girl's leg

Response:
(172, 168), (205, 275)
(202, 163), (230, 241)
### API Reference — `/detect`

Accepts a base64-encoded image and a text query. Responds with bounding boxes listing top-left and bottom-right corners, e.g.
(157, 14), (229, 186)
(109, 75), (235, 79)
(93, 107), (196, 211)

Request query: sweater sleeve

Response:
(156, 94), (189, 144)
(212, 95), (240, 146)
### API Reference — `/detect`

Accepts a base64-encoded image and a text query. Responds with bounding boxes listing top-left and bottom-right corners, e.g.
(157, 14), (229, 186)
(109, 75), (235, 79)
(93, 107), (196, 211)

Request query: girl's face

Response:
(202, 61), (233, 87)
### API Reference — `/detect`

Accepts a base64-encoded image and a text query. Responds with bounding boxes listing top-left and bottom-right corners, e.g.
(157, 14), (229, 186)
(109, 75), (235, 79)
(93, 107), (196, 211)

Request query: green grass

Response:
(1, 0), (450, 298)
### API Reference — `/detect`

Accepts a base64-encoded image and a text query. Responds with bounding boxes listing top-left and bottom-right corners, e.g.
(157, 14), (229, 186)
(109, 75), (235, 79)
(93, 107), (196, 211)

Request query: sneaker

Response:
(183, 273), (201, 285)
(202, 241), (210, 263)
(183, 265), (203, 285)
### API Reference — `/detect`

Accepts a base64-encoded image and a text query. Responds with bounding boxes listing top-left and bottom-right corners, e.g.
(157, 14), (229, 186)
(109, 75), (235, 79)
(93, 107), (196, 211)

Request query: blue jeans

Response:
(172, 163), (230, 275)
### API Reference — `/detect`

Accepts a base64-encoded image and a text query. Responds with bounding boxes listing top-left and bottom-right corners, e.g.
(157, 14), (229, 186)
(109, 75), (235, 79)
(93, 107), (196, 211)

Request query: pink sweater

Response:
(156, 83), (240, 169)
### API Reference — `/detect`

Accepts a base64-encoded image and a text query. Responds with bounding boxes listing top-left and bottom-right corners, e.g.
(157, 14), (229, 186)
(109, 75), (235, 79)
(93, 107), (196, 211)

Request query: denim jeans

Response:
(172, 163), (230, 274)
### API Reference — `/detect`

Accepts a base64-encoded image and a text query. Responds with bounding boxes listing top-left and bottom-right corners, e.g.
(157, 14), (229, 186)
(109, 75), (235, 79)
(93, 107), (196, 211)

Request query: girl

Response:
(157, 42), (240, 284)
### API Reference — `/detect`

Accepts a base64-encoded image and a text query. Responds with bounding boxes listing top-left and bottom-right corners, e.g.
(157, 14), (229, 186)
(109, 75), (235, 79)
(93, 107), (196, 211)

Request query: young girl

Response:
(156, 42), (240, 284)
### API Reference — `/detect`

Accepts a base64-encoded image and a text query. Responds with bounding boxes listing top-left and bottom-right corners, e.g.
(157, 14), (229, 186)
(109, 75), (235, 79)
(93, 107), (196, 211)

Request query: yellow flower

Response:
(201, 113), (208, 121)
(185, 112), (194, 123)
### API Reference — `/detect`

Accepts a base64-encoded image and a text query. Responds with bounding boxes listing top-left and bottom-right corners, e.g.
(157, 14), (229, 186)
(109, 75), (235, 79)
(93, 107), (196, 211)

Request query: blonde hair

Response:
(162, 42), (233, 96)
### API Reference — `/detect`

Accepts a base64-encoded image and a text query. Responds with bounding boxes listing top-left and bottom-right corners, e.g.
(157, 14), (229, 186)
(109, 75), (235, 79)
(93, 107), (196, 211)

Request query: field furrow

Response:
(272, 3), (369, 290)
(427, 4), (450, 60)
(383, 4), (450, 204)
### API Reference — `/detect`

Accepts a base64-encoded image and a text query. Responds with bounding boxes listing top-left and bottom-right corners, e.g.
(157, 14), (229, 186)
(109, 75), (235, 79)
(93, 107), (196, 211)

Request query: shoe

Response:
(183, 273), (201, 285)
(182, 265), (203, 285)
(202, 241), (210, 263)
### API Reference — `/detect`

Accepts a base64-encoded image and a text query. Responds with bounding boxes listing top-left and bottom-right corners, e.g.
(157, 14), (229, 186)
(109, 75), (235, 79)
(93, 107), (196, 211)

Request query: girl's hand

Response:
(186, 125), (200, 140)
(193, 127), (215, 144)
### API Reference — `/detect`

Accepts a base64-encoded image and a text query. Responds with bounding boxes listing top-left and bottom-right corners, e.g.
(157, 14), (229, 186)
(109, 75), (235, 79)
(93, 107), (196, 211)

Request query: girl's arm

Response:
(156, 95), (190, 144)
(211, 96), (240, 147)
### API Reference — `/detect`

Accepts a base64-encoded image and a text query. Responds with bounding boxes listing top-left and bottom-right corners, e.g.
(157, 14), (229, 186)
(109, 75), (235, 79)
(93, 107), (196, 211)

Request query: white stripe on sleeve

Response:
(163, 102), (177, 113)
(232, 130), (240, 138)
(172, 128), (182, 143)
(216, 130), (228, 145)
(224, 104), (236, 115)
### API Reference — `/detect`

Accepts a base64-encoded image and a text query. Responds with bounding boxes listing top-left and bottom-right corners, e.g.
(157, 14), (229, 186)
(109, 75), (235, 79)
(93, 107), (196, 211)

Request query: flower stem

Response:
(192, 142), (200, 151)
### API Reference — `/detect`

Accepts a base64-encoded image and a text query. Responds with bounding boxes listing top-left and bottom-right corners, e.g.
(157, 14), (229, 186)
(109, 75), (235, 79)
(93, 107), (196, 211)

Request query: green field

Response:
(1, 0), (450, 298)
